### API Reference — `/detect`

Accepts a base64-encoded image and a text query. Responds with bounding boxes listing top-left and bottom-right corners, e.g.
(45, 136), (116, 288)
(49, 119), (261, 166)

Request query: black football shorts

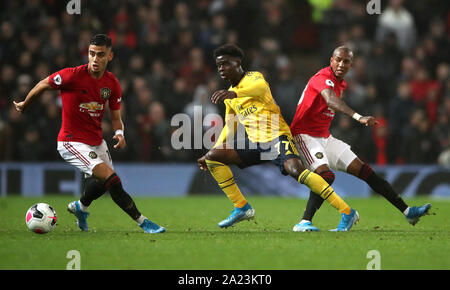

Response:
(234, 134), (301, 175)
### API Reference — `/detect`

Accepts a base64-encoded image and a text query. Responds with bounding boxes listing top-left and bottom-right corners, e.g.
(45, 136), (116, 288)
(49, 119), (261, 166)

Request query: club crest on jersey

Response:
(89, 151), (98, 159)
(315, 152), (324, 159)
(100, 87), (111, 100)
(325, 79), (335, 88)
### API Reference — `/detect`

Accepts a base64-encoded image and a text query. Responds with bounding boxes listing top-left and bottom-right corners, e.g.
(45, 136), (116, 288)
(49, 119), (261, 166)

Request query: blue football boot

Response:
(139, 219), (166, 233)
(67, 201), (89, 231)
(218, 203), (255, 228)
(405, 203), (431, 225)
(293, 221), (320, 232)
(329, 209), (359, 232)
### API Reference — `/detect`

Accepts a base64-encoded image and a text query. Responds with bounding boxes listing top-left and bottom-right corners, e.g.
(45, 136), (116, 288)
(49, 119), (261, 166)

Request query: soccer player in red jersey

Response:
(290, 46), (431, 232)
(13, 34), (165, 233)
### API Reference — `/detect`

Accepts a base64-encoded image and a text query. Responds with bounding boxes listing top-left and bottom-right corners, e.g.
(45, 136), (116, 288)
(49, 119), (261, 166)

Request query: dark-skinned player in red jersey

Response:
(290, 46), (431, 232)
(13, 34), (165, 234)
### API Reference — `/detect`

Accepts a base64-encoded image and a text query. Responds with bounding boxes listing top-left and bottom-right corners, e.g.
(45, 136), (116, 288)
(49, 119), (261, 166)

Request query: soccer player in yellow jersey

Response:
(197, 44), (359, 231)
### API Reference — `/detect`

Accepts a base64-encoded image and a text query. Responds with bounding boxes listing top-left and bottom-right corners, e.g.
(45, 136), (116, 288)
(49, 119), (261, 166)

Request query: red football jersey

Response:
(48, 64), (122, 146)
(290, 66), (347, 137)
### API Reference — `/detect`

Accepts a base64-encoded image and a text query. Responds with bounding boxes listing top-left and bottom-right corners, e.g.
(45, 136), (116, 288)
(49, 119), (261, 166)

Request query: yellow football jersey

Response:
(214, 71), (292, 147)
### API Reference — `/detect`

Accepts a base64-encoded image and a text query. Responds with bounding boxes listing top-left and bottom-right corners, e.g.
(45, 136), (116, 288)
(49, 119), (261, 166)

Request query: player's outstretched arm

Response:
(110, 109), (126, 149)
(13, 77), (53, 113)
(320, 88), (378, 127)
(211, 90), (237, 104)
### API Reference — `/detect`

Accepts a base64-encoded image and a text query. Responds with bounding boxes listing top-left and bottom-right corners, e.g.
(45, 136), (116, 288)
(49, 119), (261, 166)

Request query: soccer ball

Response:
(25, 203), (57, 234)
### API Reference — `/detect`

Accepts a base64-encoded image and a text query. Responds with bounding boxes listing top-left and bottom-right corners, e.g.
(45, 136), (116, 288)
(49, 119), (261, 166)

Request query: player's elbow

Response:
(205, 149), (234, 165)
(38, 77), (52, 91)
(205, 150), (219, 162)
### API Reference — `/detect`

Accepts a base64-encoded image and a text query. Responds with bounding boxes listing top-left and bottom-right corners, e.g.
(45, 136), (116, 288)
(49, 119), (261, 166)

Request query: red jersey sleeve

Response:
(108, 77), (122, 111)
(309, 74), (336, 95)
(48, 67), (77, 90)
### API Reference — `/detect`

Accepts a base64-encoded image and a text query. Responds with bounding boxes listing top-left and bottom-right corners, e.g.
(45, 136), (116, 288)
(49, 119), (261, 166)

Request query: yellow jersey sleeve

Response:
(213, 101), (238, 149)
(225, 72), (292, 143)
(232, 75), (268, 100)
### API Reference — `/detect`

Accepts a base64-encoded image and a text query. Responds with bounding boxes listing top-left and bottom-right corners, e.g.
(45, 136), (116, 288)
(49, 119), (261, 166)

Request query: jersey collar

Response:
(328, 66), (345, 83)
(86, 64), (106, 80)
(231, 71), (246, 88)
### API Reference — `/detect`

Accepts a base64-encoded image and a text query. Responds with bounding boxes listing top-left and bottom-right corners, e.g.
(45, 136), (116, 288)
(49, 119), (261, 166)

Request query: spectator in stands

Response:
(402, 108), (440, 163)
(375, 0), (417, 54)
(139, 101), (172, 162)
(184, 84), (219, 123)
(178, 47), (213, 94)
(0, 0), (448, 164)
(18, 126), (45, 161)
(272, 57), (303, 123)
(434, 104), (449, 155)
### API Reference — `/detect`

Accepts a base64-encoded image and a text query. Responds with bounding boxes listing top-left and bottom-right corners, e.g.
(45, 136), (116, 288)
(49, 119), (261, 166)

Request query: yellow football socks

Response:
(205, 159), (247, 208)
(298, 169), (351, 214)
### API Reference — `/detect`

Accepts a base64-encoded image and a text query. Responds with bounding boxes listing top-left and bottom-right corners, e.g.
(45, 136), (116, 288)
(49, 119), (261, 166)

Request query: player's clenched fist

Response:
(211, 90), (237, 104)
(13, 101), (26, 113)
(113, 133), (126, 149)
(359, 116), (379, 127)
(197, 155), (207, 171)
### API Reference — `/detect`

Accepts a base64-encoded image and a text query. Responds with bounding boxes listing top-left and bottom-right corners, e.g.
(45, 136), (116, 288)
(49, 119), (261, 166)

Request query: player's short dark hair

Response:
(332, 46), (353, 60)
(214, 44), (244, 60)
(90, 34), (112, 48)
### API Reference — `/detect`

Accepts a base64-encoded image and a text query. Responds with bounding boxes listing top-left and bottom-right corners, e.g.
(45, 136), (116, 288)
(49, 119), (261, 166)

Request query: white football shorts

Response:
(57, 140), (114, 177)
(293, 134), (357, 172)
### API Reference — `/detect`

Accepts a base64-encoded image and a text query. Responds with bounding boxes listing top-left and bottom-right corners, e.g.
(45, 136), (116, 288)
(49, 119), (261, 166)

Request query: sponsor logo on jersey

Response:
(100, 87), (111, 100)
(79, 102), (104, 112)
(79, 102), (104, 117)
(239, 105), (258, 118)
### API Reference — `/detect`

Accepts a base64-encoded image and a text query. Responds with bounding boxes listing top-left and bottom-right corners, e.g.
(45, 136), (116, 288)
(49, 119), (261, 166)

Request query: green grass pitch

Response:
(0, 195), (449, 270)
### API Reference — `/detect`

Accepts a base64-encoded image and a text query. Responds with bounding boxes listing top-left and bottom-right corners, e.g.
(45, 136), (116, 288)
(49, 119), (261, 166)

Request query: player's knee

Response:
(104, 173), (123, 191)
(358, 163), (374, 182)
(205, 149), (239, 165)
(85, 177), (106, 192)
(104, 173), (135, 209)
(318, 170), (335, 185)
(92, 162), (115, 182)
(284, 159), (305, 179)
(205, 150), (219, 162)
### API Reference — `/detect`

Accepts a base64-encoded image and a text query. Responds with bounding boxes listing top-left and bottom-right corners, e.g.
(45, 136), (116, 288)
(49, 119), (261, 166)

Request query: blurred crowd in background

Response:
(0, 0), (449, 165)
